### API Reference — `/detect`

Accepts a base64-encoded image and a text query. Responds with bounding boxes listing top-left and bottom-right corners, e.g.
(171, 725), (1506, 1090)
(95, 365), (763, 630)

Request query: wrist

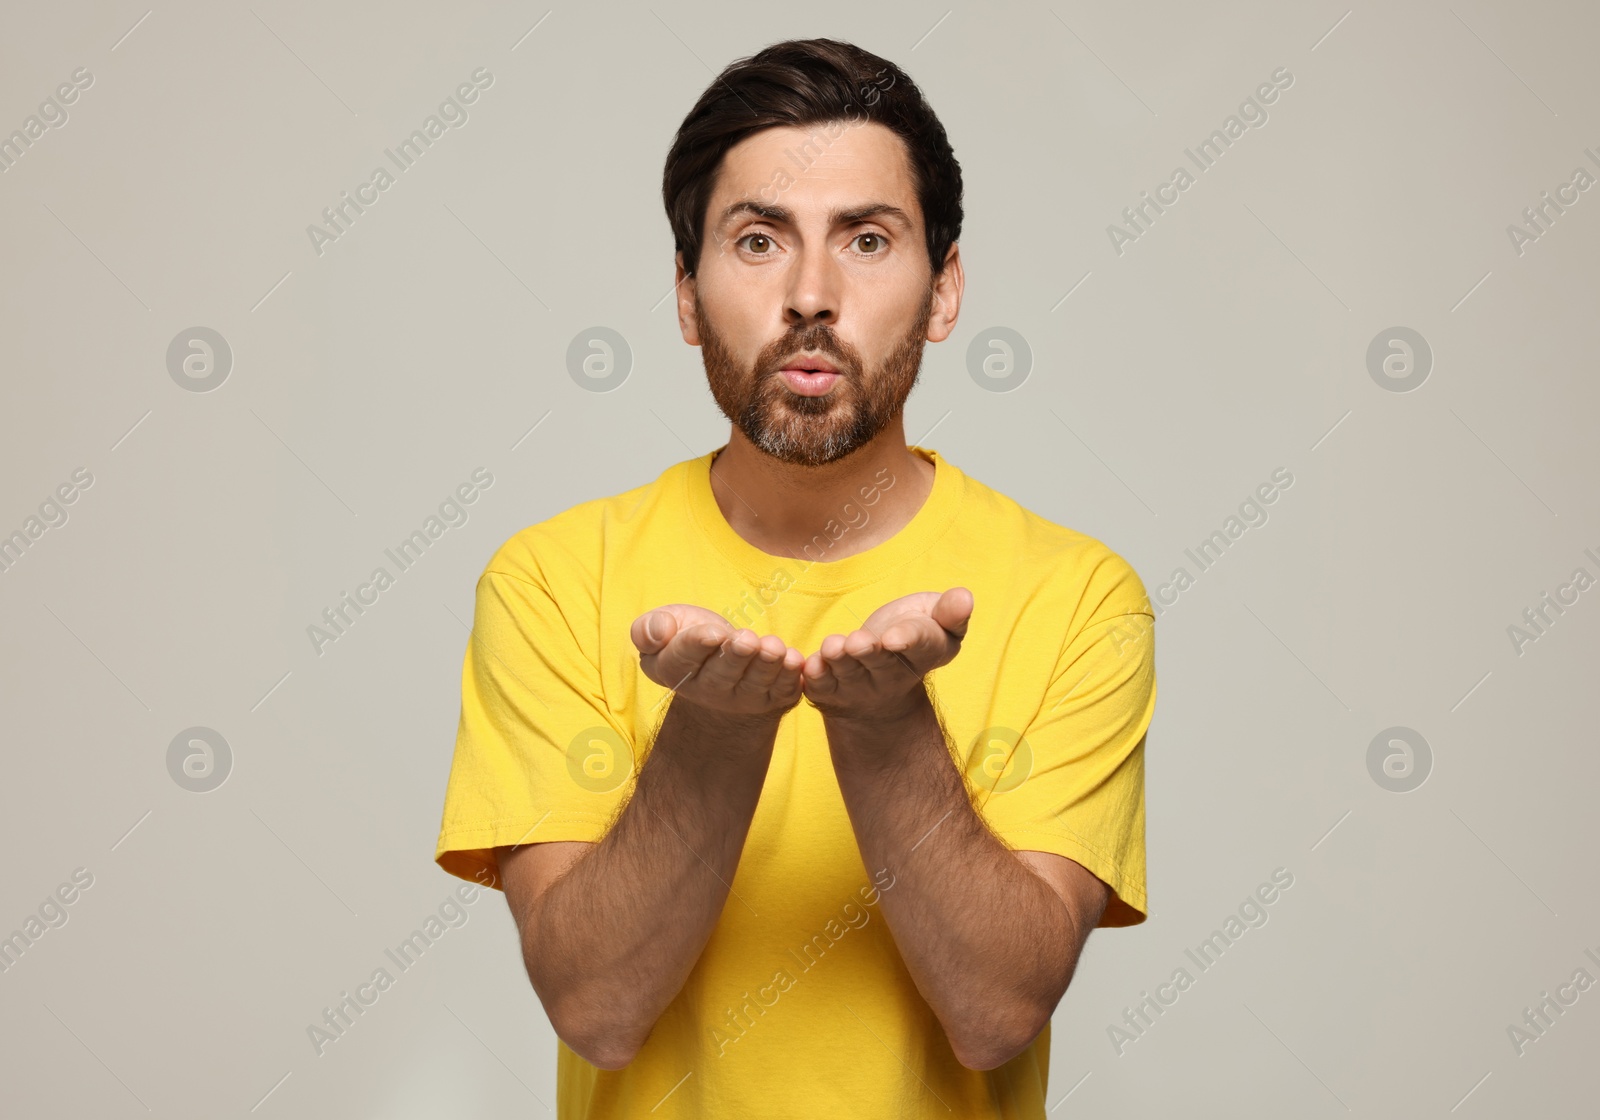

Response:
(818, 687), (935, 775)
(672, 694), (792, 731)
(660, 695), (787, 770)
(815, 683), (930, 729)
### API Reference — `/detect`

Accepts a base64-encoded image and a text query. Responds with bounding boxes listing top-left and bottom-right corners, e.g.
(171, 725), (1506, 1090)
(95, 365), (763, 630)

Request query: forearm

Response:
(527, 698), (779, 1064)
(824, 687), (1077, 1068)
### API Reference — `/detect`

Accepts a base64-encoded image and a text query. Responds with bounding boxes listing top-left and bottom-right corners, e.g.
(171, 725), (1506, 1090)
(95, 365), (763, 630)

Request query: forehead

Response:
(708, 121), (919, 221)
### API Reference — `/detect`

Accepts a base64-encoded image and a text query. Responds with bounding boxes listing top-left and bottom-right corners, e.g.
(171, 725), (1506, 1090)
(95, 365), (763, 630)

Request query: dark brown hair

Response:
(662, 38), (963, 278)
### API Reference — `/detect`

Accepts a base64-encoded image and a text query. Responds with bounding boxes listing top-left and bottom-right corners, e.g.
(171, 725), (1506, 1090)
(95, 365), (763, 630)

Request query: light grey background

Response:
(2, 1), (1596, 1116)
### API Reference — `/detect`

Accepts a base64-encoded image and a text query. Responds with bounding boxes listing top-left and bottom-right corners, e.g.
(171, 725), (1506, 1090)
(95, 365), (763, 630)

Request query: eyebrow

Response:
(715, 200), (914, 232)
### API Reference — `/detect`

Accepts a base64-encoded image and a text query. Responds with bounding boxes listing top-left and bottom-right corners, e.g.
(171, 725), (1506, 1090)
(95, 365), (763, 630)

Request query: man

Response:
(435, 37), (1156, 1118)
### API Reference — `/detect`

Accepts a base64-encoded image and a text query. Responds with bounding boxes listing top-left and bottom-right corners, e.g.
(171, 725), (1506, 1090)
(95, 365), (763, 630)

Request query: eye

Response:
(852, 232), (887, 255)
(738, 232), (776, 254)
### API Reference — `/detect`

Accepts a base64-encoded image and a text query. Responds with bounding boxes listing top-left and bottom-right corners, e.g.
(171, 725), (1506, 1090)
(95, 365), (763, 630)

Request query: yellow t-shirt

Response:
(435, 444), (1156, 1119)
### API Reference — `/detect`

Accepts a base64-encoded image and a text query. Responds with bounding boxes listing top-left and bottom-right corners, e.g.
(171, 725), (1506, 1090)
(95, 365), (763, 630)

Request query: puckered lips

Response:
(776, 354), (841, 397)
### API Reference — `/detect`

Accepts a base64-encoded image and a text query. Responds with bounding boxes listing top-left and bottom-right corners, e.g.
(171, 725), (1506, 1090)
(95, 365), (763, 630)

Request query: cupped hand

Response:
(800, 587), (973, 720)
(631, 604), (805, 717)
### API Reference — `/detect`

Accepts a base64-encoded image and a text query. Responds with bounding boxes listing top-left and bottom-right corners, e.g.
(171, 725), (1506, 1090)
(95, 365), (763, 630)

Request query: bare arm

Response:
(823, 686), (1109, 1070)
(798, 587), (1111, 1070)
(499, 608), (804, 1069)
(499, 699), (780, 1068)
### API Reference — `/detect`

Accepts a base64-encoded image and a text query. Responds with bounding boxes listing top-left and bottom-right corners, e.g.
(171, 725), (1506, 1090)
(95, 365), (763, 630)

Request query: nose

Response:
(783, 243), (840, 328)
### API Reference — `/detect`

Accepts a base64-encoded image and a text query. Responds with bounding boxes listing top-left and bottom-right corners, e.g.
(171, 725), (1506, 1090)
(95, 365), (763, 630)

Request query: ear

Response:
(925, 243), (964, 343)
(675, 251), (700, 346)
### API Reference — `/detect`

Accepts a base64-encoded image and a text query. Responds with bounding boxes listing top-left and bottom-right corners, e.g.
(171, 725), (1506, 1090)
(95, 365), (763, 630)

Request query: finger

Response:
(739, 634), (792, 689)
(801, 668), (838, 704)
(842, 644), (912, 685)
(802, 649), (837, 690)
(889, 617), (956, 670)
(818, 632), (851, 661)
(933, 586), (974, 638)
(693, 628), (765, 690)
(859, 611), (952, 672)
(822, 632), (880, 685)
(842, 628), (880, 659)
(878, 617), (929, 653)
(655, 621), (727, 681)
(767, 648), (807, 702)
(631, 608), (679, 654)
(857, 617), (933, 666)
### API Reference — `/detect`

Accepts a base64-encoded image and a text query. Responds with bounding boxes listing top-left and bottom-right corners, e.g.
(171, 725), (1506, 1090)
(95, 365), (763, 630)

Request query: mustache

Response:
(759, 325), (857, 376)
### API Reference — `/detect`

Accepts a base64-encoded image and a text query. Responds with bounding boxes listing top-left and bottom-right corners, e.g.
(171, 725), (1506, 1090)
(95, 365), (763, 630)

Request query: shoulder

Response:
(477, 461), (682, 589)
(951, 464), (1152, 624)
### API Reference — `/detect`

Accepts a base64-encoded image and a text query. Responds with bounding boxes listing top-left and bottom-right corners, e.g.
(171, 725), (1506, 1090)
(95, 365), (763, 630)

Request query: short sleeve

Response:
(434, 567), (633, 891)
(975, 592), (1156, 928)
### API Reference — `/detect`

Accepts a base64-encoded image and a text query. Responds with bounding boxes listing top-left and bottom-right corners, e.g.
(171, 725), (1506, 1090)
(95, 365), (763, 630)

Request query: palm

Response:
(631, 603), (805, 716)
(801, 587), (973, 718)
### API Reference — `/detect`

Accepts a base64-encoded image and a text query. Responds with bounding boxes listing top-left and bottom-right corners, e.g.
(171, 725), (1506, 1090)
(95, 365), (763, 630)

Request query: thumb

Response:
(935, 587), (973, 638)
(637, 610), (673, 650)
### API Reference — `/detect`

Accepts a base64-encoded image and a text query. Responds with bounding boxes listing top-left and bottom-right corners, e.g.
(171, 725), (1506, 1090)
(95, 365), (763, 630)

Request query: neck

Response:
(707, 424), (937, 562)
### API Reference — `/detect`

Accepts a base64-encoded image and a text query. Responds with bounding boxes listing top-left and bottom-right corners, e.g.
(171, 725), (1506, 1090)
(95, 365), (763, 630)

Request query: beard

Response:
(698, 288), (934, 468)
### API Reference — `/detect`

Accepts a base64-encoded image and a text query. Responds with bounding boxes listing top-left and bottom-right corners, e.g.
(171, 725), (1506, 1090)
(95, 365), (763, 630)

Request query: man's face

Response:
(677, 121), (961, 467)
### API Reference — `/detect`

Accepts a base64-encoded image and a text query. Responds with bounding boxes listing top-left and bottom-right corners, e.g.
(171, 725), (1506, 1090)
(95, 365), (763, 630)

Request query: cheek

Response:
(868, 288), (934, 350)
(696, 296), (767, 369)
(697, 268), (771, 335)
